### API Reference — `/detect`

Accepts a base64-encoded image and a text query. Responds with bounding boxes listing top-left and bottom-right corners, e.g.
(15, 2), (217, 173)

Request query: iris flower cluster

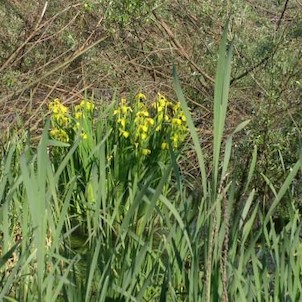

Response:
(74, 100), (95, 140)
(49, 98), (71, 142)
(49, 94), (187, 158)
(48, 98), (95, 142)
(113, 92), (188, 157)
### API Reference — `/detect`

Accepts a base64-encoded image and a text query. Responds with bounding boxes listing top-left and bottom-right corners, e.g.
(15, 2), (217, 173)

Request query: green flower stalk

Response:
(113, 98), (132, 139)
(73, 99), (95, 140)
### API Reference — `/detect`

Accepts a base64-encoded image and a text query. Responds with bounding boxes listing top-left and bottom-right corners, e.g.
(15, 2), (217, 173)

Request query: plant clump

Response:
(48, 98), (95, 143)
(48, 93), (188, 163)
(113, 92), (188, 159)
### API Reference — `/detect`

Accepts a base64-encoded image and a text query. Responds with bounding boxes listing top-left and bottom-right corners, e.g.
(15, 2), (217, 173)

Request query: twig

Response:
(231, 0), (291, 85)
(152, 11), (214, 87)
(276, 0), (290, 30)
(0, 2), (48, 73)
(1, 35), (109, 104)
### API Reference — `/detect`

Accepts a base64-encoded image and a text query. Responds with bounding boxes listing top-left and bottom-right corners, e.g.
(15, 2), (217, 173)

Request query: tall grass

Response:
(1, 23), (301, 301)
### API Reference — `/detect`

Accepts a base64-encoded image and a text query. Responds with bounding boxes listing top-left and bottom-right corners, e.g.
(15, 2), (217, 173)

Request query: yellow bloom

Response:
(172, 118), (182, 126)
(50, 128), (69, 142)
(81, 132), (88, 140)
(49, 99), (69, 115)
(158, 99), (166, 109)
(136, 93), (146, 102)
(120, 98), (127, 105)
(75, 111), (83, 120)
(145, 117), (155, 126)
(157, 93), (171, 108)
(79, 100), (95, 111)
(134, 116), (141, 124)
(161, 142), (168, 150)
(137, 102), (148, 112)
(114, 99), (132, 116)
(117, 118), (126, 129)
(172, 134), (179, 146)
(121, 105), (131, 114)
(157, 93), (166, 102)
(180, 113), (186, 122)
(157, 105), (164, 112)
(52, 114), (71, 127)
(157, 113), (164, 122)
(141, 132), (148, 140)
(113, 109), (120, 115)
(173, 102), (181, 112)
(140, 125), (148, 132)
(119, 129), (130, 138)
(141, 148), (151, 155)
(136, 110), (149, 117)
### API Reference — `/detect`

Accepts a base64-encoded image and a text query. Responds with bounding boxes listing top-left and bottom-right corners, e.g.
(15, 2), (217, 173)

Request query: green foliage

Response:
(102, 0), (159, 26)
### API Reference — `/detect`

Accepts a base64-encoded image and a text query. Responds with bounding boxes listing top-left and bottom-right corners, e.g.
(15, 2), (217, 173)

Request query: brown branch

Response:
(152, 11), (214, 88)
(231, 0), (291, 85)
(276, 0), (290, 30)
(0, 2), (83, 73)
(1, 35), (109, 104)
(0, 2), (48, 73)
